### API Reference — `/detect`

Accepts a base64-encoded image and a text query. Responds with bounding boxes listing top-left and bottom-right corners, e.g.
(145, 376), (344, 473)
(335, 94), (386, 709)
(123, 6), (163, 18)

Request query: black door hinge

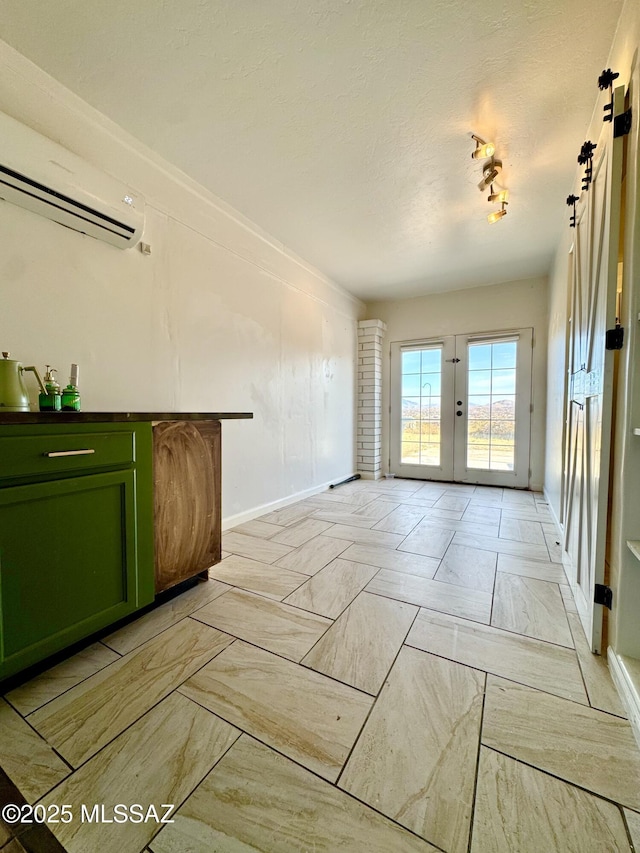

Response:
(614, 108), (632, 138)
(606, 325), (624, 350)
(594, 583), (613, 609)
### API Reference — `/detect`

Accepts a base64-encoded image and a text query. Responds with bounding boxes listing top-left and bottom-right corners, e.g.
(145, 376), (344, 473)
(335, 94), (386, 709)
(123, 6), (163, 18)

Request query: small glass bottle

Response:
(61, 363), (81, 412)
(39, 365), (62, 411)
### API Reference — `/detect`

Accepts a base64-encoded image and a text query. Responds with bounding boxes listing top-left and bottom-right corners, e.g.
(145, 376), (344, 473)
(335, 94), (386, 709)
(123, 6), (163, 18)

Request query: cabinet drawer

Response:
(0, 431), (135, 480)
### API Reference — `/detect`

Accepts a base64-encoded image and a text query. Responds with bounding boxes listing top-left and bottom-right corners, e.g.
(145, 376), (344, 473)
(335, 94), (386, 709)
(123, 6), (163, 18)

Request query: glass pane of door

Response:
(466, 340), (517, 471)
(400, 347), (442, 466)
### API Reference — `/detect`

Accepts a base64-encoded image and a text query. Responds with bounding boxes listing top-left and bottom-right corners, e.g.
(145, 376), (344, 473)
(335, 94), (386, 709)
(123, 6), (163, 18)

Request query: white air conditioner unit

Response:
(0, 110), (144, 249)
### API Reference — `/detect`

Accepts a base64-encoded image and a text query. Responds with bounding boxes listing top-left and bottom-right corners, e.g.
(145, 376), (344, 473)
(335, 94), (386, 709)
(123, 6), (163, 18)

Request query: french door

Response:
(390, 329), (533, 487)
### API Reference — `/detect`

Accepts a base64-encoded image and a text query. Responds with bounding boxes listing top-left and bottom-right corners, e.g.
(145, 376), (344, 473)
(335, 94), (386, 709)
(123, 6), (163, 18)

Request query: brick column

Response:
(357, 319), (386, 480)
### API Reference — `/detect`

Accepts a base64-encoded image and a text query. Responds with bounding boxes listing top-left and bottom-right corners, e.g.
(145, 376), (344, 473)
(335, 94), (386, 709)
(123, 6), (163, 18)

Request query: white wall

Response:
(0, 40), (365, 525)
(543, 249), (570, 518)
(544, 0), (640, 655)
(366, 276), (549, 490)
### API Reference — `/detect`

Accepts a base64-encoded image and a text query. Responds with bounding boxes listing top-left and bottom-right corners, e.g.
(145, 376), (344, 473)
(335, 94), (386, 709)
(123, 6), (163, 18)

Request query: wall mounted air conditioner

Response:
(0, 110), (144, 249)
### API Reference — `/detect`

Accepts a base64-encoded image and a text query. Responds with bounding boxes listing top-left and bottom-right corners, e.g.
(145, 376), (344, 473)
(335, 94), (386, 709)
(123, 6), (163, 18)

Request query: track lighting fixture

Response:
(471, 132), (510, 224)
(471, 134), (496, 160)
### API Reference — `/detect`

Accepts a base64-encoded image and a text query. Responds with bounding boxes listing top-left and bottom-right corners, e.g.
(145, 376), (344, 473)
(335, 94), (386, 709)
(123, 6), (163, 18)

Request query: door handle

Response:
(456, 410), (463, 416)
(456, 401), (462, 406)
(44, 449), (96, 457)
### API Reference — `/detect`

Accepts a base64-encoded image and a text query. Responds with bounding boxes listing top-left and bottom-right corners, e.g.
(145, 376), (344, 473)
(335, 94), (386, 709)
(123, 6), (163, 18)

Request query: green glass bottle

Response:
(61, 363), (81, 412)
(39, 365), (62, 412)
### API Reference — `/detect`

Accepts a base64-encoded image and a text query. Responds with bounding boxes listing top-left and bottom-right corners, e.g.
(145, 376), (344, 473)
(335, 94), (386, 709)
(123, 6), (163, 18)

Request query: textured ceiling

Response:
(0, 0), (625, 299)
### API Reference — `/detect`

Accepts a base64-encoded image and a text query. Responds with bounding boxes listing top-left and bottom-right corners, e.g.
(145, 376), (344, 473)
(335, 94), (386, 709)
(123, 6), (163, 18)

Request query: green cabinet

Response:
(0, 422), (154, 680)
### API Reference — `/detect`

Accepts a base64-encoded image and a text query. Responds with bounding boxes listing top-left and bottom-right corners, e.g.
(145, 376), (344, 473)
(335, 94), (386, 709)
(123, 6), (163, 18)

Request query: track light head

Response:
(488, 188), (509, 204)
(478, 160), (502, 191)
(471, 134), (496, 160)
(487, 204), (507, 224)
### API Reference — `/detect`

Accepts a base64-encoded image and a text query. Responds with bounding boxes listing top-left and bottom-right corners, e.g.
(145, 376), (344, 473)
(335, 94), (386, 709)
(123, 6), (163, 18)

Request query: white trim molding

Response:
(222, 474), (357, 530)
(608, 649), (640, 750)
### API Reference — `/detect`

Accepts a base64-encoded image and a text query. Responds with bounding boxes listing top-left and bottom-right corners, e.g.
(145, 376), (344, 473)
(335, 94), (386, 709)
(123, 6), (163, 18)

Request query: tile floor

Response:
(1, 478), (640, 852)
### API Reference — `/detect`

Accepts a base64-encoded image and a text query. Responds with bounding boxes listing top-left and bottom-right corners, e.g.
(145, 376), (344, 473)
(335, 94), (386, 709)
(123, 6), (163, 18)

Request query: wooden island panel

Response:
(153, 420), (221, 593)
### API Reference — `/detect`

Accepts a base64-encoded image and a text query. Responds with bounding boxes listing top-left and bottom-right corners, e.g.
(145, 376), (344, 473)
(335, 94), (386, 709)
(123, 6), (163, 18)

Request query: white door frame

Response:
(453, 329), (533, 487)
(390, 328), (533, 487)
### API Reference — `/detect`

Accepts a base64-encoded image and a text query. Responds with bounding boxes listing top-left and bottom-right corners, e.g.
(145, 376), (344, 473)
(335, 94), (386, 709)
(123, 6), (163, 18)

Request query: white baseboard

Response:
(222, 473), (358, 530)
(608, 649), (640, 750)
(542, 486), (563, 533)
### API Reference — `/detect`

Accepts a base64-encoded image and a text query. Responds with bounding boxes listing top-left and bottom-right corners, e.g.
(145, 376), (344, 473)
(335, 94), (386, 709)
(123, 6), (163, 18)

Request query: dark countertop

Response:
(0, 412), (253, 425)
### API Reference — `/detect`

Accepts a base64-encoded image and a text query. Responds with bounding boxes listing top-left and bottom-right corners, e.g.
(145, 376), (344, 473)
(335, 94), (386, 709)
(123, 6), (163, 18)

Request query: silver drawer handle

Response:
(44, 449), (96, 458)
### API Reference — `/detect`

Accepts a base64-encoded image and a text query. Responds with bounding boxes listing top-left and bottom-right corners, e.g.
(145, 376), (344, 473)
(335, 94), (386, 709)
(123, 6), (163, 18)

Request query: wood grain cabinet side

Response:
(153, 420), (221, 593)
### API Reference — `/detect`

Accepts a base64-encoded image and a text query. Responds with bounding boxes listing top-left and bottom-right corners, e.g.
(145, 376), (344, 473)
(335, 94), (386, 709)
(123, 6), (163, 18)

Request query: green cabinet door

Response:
(0, 469), (147, 679)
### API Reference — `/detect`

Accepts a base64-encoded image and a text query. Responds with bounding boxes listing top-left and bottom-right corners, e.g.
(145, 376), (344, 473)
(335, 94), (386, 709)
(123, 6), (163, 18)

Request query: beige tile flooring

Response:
(1, 477), (639, 852)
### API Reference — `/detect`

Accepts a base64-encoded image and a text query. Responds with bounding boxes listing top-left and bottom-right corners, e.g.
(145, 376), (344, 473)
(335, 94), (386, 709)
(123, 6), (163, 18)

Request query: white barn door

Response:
(562, 86), (625, 653)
